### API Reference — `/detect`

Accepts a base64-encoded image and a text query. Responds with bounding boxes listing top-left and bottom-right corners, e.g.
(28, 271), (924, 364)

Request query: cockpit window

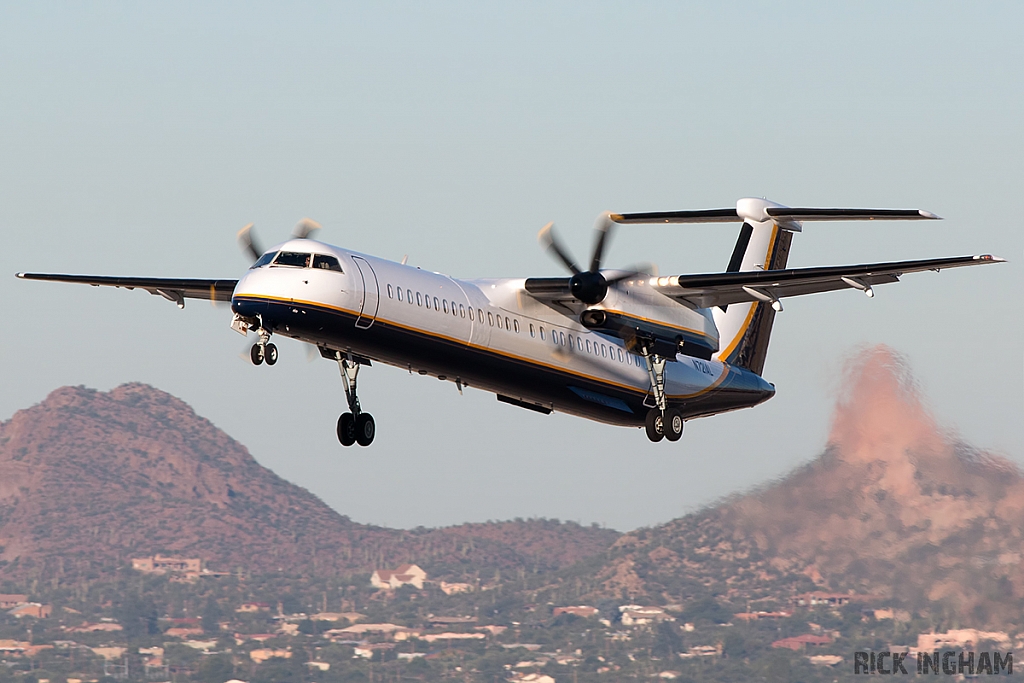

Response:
(251, 251), (278, 269)
(312, 254), (343, 272)
(273, 251), (311, 268)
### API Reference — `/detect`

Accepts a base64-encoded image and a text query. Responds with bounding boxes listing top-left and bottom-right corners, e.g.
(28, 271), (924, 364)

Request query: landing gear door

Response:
(351, 256), (379, 329)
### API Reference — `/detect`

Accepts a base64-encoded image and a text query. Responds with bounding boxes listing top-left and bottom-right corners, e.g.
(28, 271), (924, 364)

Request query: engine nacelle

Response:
(579, 309), (714, 361)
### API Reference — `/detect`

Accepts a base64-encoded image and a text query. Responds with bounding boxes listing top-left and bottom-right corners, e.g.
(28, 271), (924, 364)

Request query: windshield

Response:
(250, 251), (278, 269)
(312, 254), (343, 272)
(273, 251), (311, 268)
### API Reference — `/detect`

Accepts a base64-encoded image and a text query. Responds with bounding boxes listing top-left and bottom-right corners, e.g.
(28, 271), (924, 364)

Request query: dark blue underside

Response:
(233, 296), (774, 427)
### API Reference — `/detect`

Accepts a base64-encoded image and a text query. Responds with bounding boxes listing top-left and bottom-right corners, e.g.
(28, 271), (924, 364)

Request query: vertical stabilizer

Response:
(712, 198), (796, 375)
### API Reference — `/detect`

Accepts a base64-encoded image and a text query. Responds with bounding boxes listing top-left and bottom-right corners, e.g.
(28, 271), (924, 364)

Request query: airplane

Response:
(17, 197), (1004, 446)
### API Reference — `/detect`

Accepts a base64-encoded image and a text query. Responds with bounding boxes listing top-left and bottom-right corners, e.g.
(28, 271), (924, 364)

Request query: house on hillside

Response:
(132, 555), (202, 574)
(0, 595), (28, 610)
(554, 606), (599, 619)
(771, 634), (832, 651)
(371, 564), (427, 590)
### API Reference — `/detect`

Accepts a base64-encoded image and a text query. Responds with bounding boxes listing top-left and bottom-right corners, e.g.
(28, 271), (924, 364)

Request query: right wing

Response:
(16, 273), (238, 309)
(646, 254), (1003, 309)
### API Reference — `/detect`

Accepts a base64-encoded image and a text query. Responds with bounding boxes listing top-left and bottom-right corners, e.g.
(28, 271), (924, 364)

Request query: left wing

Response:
(646, 254), (1003, 309)
(16, 273), (238, 309)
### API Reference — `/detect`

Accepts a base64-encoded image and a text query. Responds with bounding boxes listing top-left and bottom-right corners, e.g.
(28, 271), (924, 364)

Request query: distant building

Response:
(371, 564), (427, 590)
(8, 603), (52, 619)
(771, 634), (833, 651)
(439, 581), (474, 595)
(553, 606), (599, 619)
(236, 602), (270, 613)
(164, 627), (204, 638)
(66, 623), (124, 633)
(427, 615), (477, 626)
(91, 646), (127, 660)
(354, 643), (394, 659)
(619, 606), (674, 627)
(734, 610), (792, 622)
(792, 592), (879, 607)
(249, 648), (291, 663)
(419, 632), (486, 643)
(132, 555), (202, 575)
(0, 595), (28, 609)
(917, 629), (1011, 650)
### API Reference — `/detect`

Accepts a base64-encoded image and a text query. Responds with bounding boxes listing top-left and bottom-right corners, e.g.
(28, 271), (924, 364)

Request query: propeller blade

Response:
(292, 217), (322, 240)
(237, 223), (262, 263)
(538, 222), (581, 275)
(589, 211), (616, 273)
(605, 263), (659, 285)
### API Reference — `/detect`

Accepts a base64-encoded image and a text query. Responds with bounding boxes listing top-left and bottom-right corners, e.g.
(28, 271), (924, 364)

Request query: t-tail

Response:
(712, 198), (796, 375)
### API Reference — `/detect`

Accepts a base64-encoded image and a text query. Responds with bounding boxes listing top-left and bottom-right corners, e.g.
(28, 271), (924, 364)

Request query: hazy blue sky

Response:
(2, 2), (1021, 531)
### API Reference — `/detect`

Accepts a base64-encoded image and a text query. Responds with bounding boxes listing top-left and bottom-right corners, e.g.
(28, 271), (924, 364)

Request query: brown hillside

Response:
(0, 384), (617, 580)
(597, 346), (1024, 626)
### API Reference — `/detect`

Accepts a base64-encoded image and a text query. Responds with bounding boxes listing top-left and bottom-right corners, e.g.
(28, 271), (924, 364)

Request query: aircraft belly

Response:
(241, 296), (774, 428)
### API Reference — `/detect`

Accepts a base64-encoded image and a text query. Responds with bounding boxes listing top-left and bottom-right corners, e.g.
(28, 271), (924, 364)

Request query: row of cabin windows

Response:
(384, 283), (640, 366)
(385, 284), (522, 333)
(528, 322), (644, 367)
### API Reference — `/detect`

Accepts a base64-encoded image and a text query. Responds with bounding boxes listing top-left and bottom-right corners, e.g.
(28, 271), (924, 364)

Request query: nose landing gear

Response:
(248, 324), (278, 366)
(335, 352), (375, 447)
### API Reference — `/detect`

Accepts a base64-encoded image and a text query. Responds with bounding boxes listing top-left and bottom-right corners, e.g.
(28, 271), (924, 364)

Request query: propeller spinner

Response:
(535, 212), (644, 305)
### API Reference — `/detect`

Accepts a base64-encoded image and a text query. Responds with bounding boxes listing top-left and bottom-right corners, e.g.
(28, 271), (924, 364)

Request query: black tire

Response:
(355, 413), (375, 447)
(644, 409), (664, 442)
(337, 413), (356, 446)
(265, 343), (278, 365)
(250, 344), (264, 365)
(664, 408), (684, 442)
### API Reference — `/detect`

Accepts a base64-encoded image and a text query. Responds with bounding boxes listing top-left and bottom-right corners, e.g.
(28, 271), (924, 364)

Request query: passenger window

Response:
(601, 345), (607, 358)
(505, 317), (510, 329)
(617, 348), (624, 362)
(559, 331), (565, 346)
(273, 251), (311, 268)
(468, 307), (474, 321)
(434, 297), (439, 310)
(312, 254), (343, 271)
(488, 312), (494, 326)
(529, 323), (535, 338)
(496, 315), (502, 329)
(417, 292), (423, 306)
(251, 251), (278, 269)
(513, 319), (519, 333)
(425, 296), (431, 310)
(407, 289), (413, 304)
(586, 339), (592, 353)
(443, 300), (449, 314)
(477, 308), (484, 322)
(577, 337), (583, 351)
(567, 334), (573, 350)
(387, 284), (394, 299)
(459, 304), (465, 318)
(539, 327), (545, 340)
(397, 288), (403, 302)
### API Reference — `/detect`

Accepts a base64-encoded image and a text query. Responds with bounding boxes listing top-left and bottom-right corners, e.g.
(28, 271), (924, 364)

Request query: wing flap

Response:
(648, 255), (1003, 308)
(16, 273), (238, 307)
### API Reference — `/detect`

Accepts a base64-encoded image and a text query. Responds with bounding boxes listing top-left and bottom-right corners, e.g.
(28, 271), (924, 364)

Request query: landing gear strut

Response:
(249, 324), (278, 366)
(335, 352), (374, 447)
(640, 344), (683, 443)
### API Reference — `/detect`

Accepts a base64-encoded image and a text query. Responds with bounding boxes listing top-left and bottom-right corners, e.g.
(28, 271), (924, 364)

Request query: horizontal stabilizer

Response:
(612, 205), (940, 224)
(646, 254), (1004, 309)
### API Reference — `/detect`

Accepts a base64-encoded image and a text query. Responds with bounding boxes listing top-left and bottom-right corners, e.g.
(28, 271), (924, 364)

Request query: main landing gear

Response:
(640, 345), (684, 443)
(249, 326), (278, 366)
(335, 352), (375, 447)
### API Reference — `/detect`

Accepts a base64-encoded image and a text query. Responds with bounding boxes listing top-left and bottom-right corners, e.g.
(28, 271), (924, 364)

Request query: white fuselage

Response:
(231, 239), (774, 426)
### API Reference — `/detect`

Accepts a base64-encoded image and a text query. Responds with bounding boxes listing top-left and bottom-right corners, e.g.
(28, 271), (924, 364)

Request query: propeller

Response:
(537, 212), (650, 305)
(237, 218), (323, 264)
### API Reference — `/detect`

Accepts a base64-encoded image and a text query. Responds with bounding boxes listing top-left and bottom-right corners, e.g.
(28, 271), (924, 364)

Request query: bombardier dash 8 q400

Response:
(18, 198), (1003, 446)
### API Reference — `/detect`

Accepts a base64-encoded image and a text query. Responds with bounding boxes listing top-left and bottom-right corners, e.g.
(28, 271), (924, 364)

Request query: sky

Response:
(1, 2), (1021, 531)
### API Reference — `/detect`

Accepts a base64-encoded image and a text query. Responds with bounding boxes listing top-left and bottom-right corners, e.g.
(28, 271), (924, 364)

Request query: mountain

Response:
(594, 346), (1024, 626)
(0, 383), (617, 581)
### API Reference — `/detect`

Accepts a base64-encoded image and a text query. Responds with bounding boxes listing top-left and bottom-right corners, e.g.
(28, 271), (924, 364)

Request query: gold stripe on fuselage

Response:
(234, 293), (732, 401)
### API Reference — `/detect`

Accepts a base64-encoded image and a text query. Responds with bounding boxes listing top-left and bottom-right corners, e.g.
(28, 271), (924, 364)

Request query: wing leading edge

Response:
(15, 273), (238, 309)
(644, 254), (1003, 309)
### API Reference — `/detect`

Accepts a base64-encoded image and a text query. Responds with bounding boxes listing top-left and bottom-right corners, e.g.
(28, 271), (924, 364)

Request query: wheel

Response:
(355, 413), (375, 447)
(664, 408), (684, 442)
(644, 409), (664, 442)
(337, 413), (356, 446)
(250, 344), (264, 365)
(264, 343), (278, 366)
